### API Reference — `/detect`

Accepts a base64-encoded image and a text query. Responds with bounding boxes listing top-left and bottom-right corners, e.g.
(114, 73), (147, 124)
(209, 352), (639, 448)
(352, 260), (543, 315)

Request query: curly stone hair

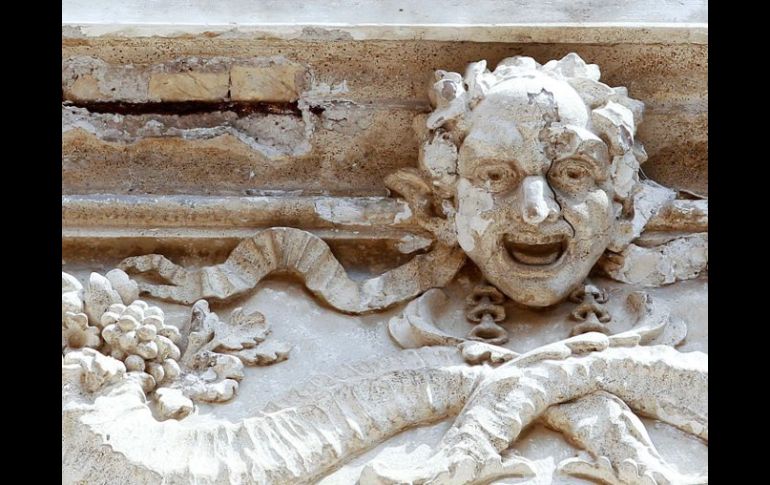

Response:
(386, 53), (648, 246)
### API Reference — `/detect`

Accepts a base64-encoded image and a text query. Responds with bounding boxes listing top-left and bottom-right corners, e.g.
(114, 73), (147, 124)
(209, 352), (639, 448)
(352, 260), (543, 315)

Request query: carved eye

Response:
(549, 159), (596, 193)
(473, 163), (518, 192)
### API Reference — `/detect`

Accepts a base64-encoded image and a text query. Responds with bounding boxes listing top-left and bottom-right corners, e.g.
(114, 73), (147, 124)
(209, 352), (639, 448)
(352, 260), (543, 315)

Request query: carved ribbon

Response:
(119, 227), (466, 314)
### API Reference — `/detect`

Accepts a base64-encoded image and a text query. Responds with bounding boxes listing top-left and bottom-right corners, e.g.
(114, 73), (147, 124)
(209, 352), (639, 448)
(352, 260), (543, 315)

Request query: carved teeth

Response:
(504, 235), (566, 266)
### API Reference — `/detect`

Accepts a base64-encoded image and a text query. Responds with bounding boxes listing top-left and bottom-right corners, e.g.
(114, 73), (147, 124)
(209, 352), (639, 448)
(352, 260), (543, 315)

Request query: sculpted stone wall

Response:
(62, 17), (707, 484)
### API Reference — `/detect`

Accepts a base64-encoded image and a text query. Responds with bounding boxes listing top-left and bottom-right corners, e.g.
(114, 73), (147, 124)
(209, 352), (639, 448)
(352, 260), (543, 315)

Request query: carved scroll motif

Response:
(120, 227), (466, 314)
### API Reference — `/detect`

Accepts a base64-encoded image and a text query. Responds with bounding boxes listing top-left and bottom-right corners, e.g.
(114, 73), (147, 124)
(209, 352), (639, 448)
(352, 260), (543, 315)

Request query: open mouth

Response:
(504, 234), (567, 266)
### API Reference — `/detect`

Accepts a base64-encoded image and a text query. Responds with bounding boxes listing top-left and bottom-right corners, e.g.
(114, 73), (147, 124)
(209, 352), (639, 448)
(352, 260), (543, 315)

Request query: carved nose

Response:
(521, 176), (558, 225)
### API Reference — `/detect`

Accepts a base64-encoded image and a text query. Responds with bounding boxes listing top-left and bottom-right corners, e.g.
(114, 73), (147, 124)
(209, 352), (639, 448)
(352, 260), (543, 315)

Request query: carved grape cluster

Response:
(100, 300), (183, 390)
(62, 269), (290, 420)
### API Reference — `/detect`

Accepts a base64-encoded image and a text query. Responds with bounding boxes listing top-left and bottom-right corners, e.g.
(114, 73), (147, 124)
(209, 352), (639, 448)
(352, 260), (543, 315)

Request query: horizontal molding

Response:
(62, 194), (424, 242)
(63, 194), (412, 227)
(61, 227), (425, 244)
(63, 23), (707, 45)
(62, 194), (706, 241)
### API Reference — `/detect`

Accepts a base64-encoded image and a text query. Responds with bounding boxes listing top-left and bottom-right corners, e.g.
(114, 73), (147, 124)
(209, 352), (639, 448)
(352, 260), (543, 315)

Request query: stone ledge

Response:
(62, 194), (706, 239)
(62, 194), (416, 233)
(62, 23), (707, 45)
(63, 0), (706, 43)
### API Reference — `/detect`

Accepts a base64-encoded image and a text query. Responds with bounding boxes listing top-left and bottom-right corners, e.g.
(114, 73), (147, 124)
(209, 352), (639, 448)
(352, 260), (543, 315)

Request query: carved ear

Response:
(607, 180), (677, 252)
(632, 140), (648, 165)
(385, 168), (458, 246)
(384, 168), (435, 216)
(591, 101), (636, 156)
(609, 87), (645, 127)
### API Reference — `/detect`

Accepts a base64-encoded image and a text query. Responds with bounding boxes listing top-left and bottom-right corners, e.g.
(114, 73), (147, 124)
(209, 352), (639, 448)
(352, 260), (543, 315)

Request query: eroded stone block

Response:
(230, 63), (306, 102)
(148, 71), (230, 102)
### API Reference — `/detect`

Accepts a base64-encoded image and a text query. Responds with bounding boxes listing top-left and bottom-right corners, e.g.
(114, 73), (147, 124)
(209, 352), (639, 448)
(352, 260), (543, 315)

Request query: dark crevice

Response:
(308, 105), (326, 115)
(63, 100), (327, 118)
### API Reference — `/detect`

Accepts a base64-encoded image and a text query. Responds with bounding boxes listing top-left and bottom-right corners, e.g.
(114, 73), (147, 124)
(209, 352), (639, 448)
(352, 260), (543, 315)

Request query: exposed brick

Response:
(148, 72), (229, 102)
(230, 63), (305, 102)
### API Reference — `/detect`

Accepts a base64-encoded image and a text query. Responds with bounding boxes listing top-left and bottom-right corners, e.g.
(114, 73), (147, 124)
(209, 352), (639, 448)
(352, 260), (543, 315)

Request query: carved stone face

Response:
(454, 72), (616, 307)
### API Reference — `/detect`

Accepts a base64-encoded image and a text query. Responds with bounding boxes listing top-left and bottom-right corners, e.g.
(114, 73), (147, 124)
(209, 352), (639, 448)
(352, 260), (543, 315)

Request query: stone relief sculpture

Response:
(117, 54), (705, 320)
(62, 54), (707, 484)
(62, 269), (291, 420)
(118, 227), (465, 312)
(383, 289), (703, 484)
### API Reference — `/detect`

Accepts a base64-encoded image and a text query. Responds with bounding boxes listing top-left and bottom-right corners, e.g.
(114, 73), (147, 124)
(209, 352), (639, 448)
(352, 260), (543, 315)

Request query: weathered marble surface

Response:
(62, 265), (707, 483)
(62, 50), (707, 484)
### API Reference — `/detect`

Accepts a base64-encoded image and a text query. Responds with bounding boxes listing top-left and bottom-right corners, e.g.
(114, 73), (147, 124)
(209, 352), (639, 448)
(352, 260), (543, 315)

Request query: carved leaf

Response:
(174, 351), (245, 404)
(211, 307), (269, 352)
(177, 374), (239, 403)
(154, 388), (193, 421)
(230, 340), (291, 366)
